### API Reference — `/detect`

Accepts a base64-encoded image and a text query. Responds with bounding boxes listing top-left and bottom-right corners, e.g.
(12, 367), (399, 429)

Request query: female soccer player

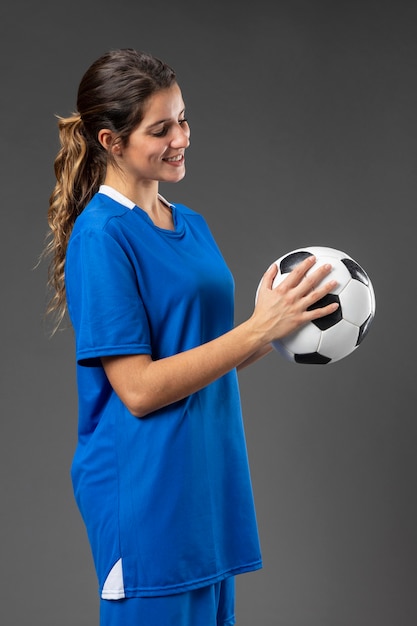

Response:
(45, 48), (338, 626)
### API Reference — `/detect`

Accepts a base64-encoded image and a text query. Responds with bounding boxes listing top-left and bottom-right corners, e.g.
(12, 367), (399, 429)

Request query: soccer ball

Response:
(258, 246), (376, 364)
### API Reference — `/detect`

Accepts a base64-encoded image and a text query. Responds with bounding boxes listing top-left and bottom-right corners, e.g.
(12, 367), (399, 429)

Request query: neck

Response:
(103, 175), (174, 231)
(103, 172), (159, 213)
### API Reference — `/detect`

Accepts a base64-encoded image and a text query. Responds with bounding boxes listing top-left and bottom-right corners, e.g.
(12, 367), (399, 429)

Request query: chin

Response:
(167, 169), (186, 184)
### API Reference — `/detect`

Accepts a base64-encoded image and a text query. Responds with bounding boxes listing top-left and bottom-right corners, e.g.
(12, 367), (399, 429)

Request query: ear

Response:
(97, 129), (121, 155)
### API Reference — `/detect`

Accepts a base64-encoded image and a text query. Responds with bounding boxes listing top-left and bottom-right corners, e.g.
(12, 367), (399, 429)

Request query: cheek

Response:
(144, 140), (166, 158)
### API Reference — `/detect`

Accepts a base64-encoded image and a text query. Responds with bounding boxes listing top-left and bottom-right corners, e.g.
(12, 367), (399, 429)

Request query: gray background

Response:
(1, 1), (416, 625)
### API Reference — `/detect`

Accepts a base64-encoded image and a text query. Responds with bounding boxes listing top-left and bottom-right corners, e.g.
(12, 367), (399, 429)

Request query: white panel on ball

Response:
(318, 320), (360, 362)
(339, 280), (373, 326)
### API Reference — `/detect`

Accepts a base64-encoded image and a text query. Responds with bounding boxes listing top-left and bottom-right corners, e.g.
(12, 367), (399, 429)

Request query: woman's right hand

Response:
(251, 256), (339, 345)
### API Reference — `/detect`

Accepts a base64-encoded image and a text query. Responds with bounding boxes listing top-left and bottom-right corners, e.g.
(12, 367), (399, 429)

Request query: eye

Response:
(152, 118), (189, 138)
(152, 127), (169, 137)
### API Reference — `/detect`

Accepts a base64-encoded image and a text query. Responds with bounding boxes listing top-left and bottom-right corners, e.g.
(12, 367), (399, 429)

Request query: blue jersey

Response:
(65, 187), (262, 599)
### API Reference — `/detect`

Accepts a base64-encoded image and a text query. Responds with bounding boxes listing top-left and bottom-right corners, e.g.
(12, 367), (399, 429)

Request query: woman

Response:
(46, 49), (338, 626)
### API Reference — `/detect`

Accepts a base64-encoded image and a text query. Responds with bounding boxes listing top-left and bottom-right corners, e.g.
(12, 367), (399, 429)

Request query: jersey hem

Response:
(116, 560), (263, 599)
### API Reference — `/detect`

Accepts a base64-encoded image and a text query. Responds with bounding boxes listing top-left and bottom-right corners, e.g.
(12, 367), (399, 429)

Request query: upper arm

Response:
(101, 353), (154, 418)
(66, 229), (152, 366)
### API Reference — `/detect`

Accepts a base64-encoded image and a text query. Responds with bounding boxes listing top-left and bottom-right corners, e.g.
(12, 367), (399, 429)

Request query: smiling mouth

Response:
(163, 154), (184, 163)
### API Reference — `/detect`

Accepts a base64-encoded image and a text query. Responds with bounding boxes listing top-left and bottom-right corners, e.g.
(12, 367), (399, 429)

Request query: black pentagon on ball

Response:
(356, 312), (374, 345)
(341, 258), (370, 286)
(307, 293), (342, 330)
(280, 251), (313, 273)
(295, 352), (332, 364)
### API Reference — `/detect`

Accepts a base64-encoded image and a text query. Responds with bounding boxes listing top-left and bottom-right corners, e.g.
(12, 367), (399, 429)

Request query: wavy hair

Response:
(44, 49), (176, 331)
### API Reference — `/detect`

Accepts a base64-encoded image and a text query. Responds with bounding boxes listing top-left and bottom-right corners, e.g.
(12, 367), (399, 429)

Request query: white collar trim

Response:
(99, 185), (173, 210)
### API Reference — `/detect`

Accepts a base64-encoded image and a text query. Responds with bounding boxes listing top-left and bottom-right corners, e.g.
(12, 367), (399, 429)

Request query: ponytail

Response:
(44, 113), (105, 331)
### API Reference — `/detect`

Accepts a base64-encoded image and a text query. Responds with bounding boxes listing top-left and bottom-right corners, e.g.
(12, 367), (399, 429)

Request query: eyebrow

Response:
(145, 108), (186, 130)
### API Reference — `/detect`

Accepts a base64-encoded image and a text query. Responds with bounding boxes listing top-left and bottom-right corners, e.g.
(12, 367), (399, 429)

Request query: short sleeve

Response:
(65, 228), (151, 366)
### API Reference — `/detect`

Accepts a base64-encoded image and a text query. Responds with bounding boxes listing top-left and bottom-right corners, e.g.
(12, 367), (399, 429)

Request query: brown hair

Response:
(44, 49), (176, 330)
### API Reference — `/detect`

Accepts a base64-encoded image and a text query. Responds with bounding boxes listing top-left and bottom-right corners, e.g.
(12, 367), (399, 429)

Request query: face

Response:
(114, 83), (190, 184)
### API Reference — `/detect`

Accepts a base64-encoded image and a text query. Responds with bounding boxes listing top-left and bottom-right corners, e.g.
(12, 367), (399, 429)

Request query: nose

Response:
(171, 123), (190, 149)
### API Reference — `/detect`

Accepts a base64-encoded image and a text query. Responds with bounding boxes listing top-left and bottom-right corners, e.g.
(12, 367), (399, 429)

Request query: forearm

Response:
(237, 343), (273, 371)
(102, 316), (265, 417)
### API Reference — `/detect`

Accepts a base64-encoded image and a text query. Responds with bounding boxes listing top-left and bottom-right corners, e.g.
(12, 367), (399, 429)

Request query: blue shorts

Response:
(100, 576), (235, 626)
